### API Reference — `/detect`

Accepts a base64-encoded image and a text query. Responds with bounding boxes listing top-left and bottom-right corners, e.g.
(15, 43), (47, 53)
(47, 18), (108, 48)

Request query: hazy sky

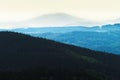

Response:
(0, 0), (120, 22)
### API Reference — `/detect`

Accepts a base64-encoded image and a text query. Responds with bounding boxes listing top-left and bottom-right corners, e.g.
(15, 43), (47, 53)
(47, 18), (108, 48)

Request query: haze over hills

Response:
(22, 13), (101, 27)
(1, 13), (120, 29)
(106, 18), (120, 24)
(0, 31), (120, 80)
(0, 13), (98, 28)
(23, 13), (86, 26)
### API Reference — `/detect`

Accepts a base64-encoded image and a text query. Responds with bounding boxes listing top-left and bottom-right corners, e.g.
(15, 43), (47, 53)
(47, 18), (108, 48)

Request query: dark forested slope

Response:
(0, 31), (120, 80)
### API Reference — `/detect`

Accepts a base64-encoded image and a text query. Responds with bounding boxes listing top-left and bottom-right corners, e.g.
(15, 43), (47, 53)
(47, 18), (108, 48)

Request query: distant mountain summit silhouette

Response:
(20, 13), (97, 27)
(0, 13), (101, 28)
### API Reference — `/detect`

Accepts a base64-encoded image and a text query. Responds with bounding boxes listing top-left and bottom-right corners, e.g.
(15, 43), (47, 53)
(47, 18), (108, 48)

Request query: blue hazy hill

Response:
(33, 31), (120, 54)
(10, 23), (120, 54)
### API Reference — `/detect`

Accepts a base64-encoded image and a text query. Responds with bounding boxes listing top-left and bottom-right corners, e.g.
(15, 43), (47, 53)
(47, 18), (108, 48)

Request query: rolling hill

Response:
(32, 30), (120, 54)
(25, 24), (120, 54)
(0, 31), (120, 80)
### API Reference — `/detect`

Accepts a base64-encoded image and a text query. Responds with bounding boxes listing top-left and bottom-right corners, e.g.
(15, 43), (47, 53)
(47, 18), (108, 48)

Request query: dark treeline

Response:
(0, 31), (120, 80)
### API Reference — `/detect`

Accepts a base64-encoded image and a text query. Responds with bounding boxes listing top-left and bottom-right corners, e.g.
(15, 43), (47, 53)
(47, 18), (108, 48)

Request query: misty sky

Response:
(0, 0), (120, 22)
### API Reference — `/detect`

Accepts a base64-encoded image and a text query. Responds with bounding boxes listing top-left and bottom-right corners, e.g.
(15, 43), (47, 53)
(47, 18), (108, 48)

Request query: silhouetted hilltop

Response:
(0, 31), (120, 80)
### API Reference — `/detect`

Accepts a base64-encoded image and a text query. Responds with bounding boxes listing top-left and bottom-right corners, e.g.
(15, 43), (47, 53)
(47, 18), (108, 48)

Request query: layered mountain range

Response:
(10, 23), (120, 54)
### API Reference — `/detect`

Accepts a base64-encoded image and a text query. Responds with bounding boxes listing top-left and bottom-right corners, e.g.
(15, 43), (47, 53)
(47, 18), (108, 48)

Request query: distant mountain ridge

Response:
(11, 23), (120, 33)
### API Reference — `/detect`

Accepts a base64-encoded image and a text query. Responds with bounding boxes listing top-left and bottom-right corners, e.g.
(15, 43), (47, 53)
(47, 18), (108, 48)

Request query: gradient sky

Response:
(0, 0), (120, 22)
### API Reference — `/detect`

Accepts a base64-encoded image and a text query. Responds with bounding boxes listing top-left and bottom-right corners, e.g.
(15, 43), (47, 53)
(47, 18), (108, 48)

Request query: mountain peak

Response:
(34, 13), (78, 20)
(40, 13), (73, 16)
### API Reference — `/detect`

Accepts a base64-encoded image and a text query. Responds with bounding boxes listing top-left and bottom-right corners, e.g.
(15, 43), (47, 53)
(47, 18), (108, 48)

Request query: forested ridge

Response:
(0, 31), (120, 80)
